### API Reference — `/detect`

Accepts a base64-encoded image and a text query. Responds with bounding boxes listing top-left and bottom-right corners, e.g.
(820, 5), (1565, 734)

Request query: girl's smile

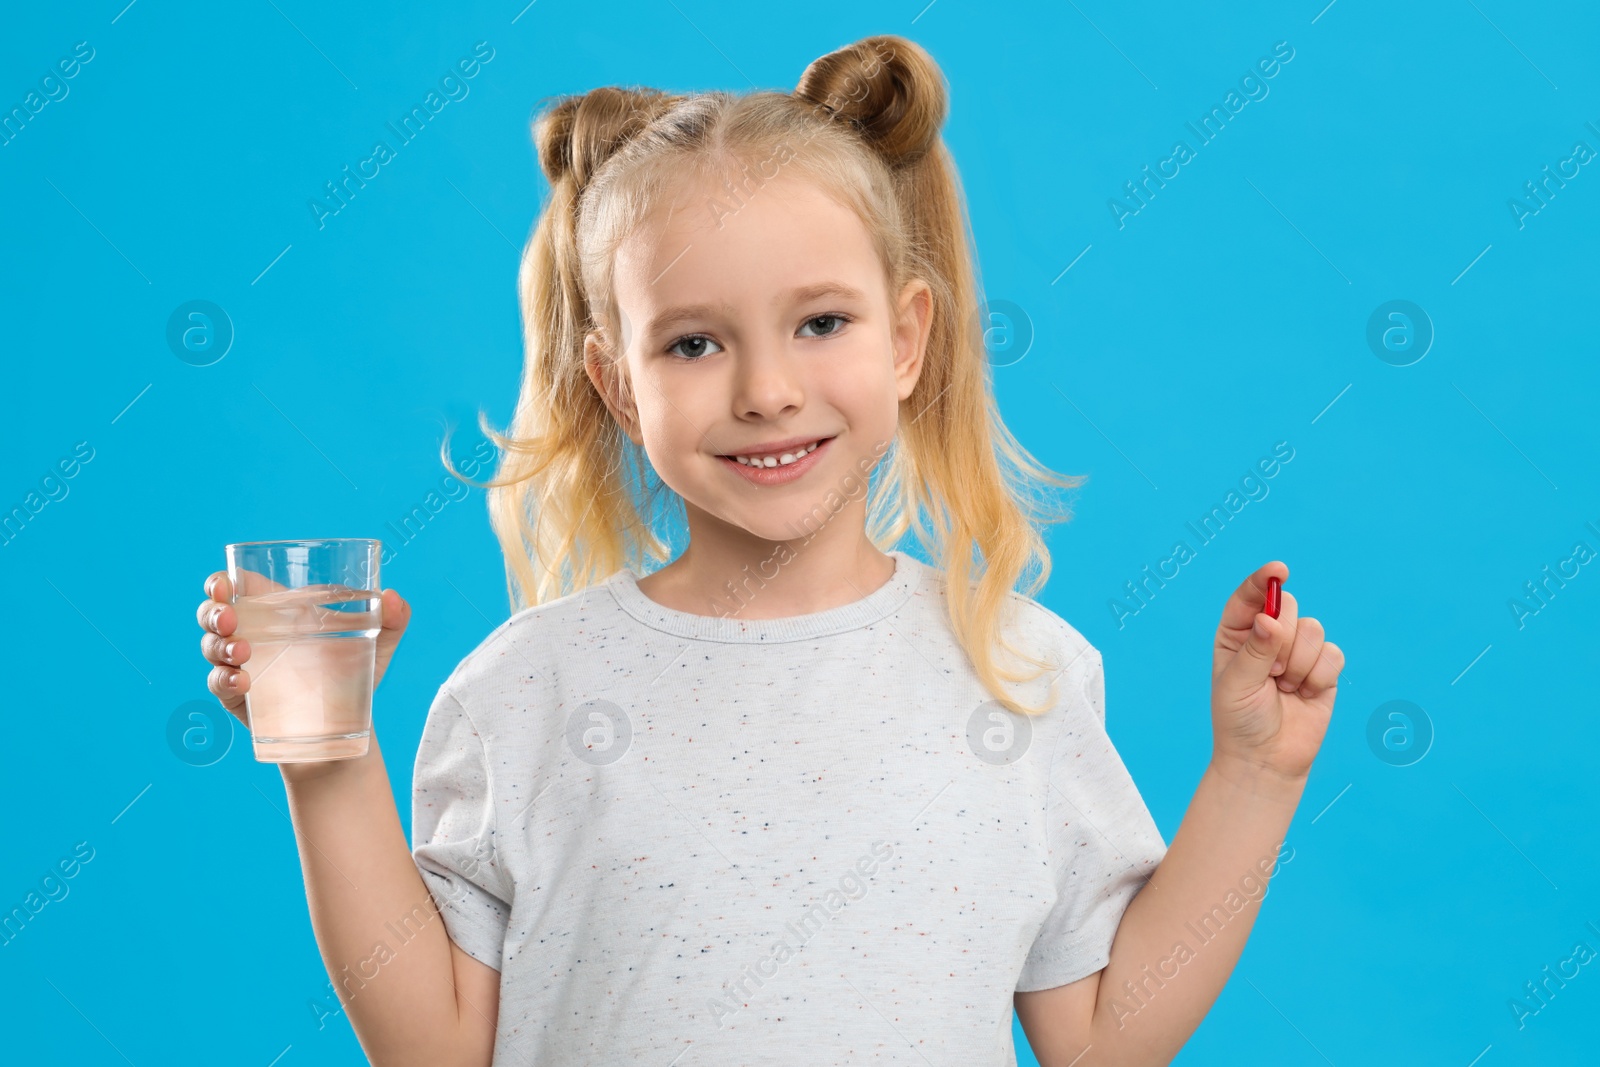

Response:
(718, 434), (836, 485)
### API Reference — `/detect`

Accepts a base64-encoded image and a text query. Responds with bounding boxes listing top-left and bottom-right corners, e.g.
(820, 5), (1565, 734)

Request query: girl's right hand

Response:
(197, 572), (413, 726)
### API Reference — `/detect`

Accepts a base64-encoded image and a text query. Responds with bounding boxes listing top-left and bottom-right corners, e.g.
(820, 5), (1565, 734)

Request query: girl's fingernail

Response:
(211, 606), (225, 630)
(1253, 615), (1271, 639)
(224, 641), (238, 661)
(1271, 659), (1283, 675)
(229, 672), (243, 688)
(1265, 576), (1282, 619)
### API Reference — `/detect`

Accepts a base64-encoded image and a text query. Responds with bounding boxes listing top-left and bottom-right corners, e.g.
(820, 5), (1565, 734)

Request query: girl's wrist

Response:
(1206, 751), (1310, 799)
(279, 731), (383, 789)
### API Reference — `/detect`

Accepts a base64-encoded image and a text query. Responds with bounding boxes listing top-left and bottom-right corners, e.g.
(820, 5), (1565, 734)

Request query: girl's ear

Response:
(892, 278), (933, 402)
(583, 331), (644, 446)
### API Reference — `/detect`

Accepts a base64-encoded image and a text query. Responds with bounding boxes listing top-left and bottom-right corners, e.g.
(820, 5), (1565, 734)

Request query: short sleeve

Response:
(411, 684), (513, 972)
(1016, 647), (1168, 992)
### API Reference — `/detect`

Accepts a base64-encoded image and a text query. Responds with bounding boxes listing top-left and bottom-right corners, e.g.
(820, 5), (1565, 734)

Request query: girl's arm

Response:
(1016, 759), (1303, 1065)
(201, 574), (498, 1067)
(280, 735), (501, 1067)
(1016, 563), (1343, 1066)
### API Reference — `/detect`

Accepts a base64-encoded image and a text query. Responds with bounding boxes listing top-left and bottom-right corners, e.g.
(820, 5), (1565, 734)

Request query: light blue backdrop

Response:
(3, 1), (1596, 1063)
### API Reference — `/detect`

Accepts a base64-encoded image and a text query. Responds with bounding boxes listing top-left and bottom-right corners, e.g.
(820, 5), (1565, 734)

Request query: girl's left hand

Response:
(1210, 562), (1346, 783)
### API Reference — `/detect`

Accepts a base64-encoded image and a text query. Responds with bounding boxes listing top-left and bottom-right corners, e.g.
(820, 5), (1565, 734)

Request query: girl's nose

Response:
(731, 341), (804, 420)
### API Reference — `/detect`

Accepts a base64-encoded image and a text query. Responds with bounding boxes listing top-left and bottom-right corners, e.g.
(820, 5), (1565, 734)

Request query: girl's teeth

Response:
(735, 440), (820, 466)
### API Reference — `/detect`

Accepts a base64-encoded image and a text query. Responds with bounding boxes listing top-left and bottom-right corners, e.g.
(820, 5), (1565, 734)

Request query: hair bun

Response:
(794, 35), (946, 167)
(533, 86), (679, 189)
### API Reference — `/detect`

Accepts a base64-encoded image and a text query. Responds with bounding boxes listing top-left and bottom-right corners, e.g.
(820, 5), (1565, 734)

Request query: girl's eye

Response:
(666, 335), (723, 360)
(798, 313), (851, 338)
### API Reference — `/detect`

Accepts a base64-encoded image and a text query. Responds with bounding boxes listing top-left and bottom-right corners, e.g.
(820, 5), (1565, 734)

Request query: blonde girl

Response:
(197, 33), (1344, 1067)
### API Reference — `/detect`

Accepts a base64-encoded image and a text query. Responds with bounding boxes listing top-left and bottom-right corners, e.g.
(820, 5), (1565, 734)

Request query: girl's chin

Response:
(678, 501), (830, 546)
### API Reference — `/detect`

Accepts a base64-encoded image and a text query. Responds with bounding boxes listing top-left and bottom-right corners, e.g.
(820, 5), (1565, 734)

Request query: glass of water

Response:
(224, 538), (383, 763)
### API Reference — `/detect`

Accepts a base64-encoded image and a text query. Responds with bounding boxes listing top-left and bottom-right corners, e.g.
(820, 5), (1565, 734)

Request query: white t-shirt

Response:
(410, 549), (1166, 1065)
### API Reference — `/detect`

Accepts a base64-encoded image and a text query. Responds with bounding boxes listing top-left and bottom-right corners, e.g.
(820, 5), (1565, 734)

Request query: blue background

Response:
(3, 0), (1597, 1063)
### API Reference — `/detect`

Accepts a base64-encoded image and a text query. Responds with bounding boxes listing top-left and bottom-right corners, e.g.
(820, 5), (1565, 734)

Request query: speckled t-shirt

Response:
(410, 549), (1167, 1065)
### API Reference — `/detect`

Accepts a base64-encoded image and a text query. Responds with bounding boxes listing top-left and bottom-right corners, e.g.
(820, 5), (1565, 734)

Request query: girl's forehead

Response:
(643, 168), (856, 240)
(614, 181), (882, 312)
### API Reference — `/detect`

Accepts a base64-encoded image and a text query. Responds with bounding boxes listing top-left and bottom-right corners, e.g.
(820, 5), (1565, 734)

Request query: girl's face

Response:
(591, 169), (931, 545)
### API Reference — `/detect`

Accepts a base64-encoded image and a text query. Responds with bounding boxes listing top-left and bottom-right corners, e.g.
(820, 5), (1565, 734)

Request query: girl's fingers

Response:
(207, 663), (250, 717)
(199, 571), (235, 634)
(1276, 616), (1325, 691)
(1297, 640), (1345, 696)
(200, 630), (250, 667)
(1218, 606), (1283, 696)
(1221, 561), (1289, 635)
(204, 571), (232, 603)
(200, 571), (249, 722)
(197, 596), (233, 636)
(1268, 590), (1299, 676)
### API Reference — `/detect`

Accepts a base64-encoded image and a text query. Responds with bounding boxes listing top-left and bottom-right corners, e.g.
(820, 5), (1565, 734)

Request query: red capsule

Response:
(1265, 576), (1282, 619)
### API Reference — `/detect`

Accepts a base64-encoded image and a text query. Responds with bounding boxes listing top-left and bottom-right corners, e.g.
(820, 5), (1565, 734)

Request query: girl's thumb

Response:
(1223, 612), (1280, 693)
(378, 588), (410, 637)
(373, 588), (411, 681)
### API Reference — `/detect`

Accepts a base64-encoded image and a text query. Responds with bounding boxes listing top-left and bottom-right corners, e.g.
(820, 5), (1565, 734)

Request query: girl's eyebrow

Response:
(645, 282), (867, 335)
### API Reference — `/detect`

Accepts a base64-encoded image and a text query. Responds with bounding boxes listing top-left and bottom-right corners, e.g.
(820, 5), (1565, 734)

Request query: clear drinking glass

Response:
(224, 538), (383, 763)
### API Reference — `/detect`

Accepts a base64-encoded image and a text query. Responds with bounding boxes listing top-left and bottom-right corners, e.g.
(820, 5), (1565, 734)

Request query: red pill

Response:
(1265, 576), (1282, 619)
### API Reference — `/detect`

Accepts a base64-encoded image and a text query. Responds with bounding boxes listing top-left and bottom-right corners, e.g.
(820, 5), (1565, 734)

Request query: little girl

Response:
(197, 34), (1343, 1067)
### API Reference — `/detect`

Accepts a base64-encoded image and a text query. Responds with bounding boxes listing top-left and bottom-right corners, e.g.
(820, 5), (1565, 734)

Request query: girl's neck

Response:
(636, 511), (896, 620)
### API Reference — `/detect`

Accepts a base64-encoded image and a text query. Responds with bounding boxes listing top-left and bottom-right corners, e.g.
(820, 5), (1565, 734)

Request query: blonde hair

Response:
(448, 35), (1085, 715)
